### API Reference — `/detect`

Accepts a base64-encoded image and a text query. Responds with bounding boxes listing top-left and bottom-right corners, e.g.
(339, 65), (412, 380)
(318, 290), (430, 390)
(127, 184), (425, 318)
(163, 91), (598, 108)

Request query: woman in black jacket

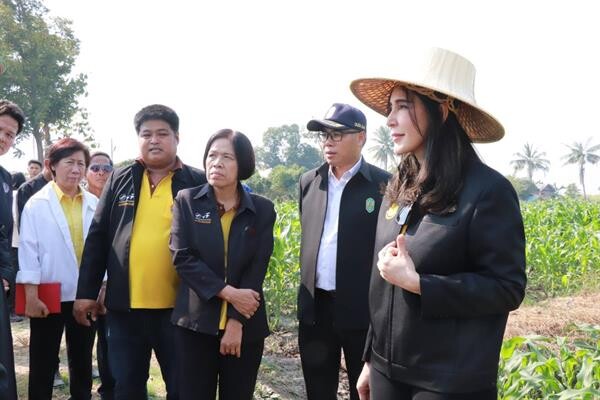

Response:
(169, 129), (276, 400)
(350, 48), (527, 399)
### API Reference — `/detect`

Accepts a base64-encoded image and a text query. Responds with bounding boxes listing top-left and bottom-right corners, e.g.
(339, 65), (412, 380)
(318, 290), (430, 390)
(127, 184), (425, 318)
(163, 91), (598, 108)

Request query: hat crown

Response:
(350, 47), (504, 143)
(406, 48), (476, 104)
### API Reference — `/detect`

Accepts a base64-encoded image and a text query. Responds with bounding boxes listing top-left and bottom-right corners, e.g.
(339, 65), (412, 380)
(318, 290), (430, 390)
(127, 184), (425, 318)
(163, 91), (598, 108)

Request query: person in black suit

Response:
(0, 99), (26, 400)
(351, 48), (527, 400)
(169, 129), (276, 400)
(298, 103), (391, 400)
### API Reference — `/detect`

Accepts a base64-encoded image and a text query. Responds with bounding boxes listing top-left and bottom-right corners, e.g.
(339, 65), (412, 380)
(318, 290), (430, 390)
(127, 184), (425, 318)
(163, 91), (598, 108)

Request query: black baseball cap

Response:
(307, 103), (367, 132)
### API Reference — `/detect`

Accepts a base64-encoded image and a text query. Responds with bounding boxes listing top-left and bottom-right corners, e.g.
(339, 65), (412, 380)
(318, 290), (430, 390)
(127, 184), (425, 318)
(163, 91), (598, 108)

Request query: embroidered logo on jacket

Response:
(194, 211), (211, 224)
(365, 197), (375, 213)
(117, 193), (135, 207)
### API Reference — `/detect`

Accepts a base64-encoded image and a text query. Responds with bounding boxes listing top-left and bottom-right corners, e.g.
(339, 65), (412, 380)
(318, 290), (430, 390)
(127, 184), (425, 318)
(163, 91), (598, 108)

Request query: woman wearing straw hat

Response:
(351, 48), (527, 399)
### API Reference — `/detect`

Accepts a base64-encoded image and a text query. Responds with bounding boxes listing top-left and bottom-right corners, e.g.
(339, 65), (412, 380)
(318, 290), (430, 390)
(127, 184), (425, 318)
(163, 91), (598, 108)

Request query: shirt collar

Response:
(328, 157), (363, 183)
(194, 183), (256, 215)
(135, 156), (183, 172)
(52, 181), (83, 200)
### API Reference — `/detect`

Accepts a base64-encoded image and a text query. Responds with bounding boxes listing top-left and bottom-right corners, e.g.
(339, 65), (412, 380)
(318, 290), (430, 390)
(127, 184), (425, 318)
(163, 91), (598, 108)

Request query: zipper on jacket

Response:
(387, 285), (395, 375)
(387, 206), (412, 374)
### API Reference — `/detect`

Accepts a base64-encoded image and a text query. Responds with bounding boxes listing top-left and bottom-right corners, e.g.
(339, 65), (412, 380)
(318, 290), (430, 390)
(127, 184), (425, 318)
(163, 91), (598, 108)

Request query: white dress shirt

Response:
(315, 158), (363, 291)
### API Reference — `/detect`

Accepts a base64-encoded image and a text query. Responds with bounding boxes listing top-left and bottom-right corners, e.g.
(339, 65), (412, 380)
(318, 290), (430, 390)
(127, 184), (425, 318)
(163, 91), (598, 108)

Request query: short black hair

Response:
(0, 99), (25, 134)
(133, 104), (179, 134)
(11, 172), (26, 190)
(47, 138), (91, 176)
(90, 151), (113, 166)
(28, 159), (42, 168)
(203, 129), (256, 181)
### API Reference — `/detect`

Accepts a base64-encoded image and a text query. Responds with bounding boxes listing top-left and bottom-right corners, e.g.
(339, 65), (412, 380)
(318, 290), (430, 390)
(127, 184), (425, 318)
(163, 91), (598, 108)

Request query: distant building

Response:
(538, 184), (558, 199)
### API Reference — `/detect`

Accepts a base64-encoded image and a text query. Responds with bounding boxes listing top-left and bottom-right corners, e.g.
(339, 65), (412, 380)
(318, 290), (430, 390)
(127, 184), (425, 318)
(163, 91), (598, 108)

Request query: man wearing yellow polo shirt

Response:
(74, 104), (206, 400)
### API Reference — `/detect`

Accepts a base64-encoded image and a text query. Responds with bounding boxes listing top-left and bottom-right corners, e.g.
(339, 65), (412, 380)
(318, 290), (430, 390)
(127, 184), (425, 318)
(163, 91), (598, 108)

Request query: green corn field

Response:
(263, 198), (600, 398)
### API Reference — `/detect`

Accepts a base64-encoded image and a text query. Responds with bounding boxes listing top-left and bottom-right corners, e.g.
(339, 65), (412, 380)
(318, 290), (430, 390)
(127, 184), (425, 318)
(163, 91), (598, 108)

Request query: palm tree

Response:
(369, 126), (395, 171)
(562, 138), (600, 200)
(510, 143), (550, 181)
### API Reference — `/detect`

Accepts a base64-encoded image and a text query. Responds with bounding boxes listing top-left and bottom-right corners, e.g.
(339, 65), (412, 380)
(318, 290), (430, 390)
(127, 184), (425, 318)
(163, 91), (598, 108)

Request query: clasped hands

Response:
(377, 234), (421, 295)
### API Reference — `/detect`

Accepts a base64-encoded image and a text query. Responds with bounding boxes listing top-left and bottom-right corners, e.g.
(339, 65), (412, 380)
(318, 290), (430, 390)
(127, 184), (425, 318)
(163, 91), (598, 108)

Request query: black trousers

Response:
(370, 365), (497, 400)
(28, 301), (95, 400)
(175, 326), (264, 400)
(105, 309), (178, 400)
(299, 289), (368, 400)
(96, 314), (114, 400)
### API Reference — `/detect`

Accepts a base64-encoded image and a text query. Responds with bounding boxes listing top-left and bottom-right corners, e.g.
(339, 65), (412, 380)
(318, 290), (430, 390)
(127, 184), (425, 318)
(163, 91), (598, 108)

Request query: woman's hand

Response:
(357, 362), (371, 400)
(219, 286), (260, 318)
(377, 235), (421, 294)
(24, 284), (50, 318)
(25, 296), (49, 318)
(220, 318), (243, 358)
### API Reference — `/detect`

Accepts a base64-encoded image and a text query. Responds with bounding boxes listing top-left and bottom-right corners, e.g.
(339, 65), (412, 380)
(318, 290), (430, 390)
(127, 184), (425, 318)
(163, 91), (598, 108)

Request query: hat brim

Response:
(307, 119), (353, 132)
(350, 78), (504, 143)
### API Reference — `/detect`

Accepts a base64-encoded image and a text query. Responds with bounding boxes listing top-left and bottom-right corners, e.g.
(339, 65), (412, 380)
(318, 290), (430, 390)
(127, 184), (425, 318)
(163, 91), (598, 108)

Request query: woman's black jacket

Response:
(169, 183), (276, 341)
(365, 160), (527, 393)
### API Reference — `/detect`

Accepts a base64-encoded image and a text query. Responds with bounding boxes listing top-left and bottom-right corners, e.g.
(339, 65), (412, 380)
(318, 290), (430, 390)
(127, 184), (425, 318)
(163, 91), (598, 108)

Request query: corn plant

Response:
(264, 201), (301, 330)
(498, 324), (600, 399)
(522, 198), (600, 299)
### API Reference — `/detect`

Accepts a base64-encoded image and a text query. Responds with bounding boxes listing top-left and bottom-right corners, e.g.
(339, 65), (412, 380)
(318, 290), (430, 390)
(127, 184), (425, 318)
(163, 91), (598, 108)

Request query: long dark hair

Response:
(385, 88), (478, 214)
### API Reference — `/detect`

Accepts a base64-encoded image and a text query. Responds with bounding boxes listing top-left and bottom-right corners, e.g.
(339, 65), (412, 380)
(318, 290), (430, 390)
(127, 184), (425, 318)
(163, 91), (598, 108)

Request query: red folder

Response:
(15, 282), (61, 315)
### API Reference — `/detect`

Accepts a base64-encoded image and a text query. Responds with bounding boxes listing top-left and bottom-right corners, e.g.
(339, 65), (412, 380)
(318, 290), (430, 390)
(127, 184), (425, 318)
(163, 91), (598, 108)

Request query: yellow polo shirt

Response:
(219, 208), (235, 329)
(52, 182), (84, 265)
(129, 171), (179, 308)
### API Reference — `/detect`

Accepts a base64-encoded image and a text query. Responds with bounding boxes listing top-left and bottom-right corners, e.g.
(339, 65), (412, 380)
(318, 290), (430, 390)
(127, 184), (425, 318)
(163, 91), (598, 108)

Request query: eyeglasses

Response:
(89, 164), (113, 173)
(317, 130), (360, 142)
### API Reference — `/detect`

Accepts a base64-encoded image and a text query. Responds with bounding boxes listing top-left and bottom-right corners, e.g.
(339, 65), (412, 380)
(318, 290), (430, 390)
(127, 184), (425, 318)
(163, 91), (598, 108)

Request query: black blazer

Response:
(297, 160), (390, 330)
(76, 160), (206, 310)
(0, 166), (16, 400)
(170, 183), (276, 342)
(365, 160), (526, 393)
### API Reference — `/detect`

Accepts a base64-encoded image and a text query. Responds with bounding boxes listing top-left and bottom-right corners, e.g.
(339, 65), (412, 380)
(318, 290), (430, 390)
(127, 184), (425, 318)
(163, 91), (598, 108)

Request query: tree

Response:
(510, 143), (550, 181)
(255, 124), (321, 170)
(506, 175), (538, 201)
(368, 126), (395, 171)
(244, 172), (271, 197)
(0, 0), (93, 160)
(268, 164), (306, 200)
(564, 183), (581, 199)
(245, 164), (307, 201)
(562, 138), (600, 200)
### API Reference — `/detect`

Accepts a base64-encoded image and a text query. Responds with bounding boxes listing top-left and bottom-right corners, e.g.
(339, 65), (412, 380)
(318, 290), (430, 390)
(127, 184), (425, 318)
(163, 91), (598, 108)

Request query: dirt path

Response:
(504, 292), (600, 337)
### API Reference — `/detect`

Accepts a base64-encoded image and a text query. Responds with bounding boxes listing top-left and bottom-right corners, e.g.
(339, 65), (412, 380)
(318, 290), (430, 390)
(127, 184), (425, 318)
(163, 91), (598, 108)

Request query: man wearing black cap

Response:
(298, 103), (390, 400)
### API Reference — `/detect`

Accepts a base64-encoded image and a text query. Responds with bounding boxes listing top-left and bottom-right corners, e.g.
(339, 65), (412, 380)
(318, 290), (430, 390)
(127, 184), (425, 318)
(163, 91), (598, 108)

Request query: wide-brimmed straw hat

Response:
(350, 47), (504, 143)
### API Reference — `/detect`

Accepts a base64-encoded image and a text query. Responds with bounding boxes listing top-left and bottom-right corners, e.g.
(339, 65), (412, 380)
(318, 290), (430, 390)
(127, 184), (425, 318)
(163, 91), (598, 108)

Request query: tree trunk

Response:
(580, 165), (587, 200)
(42, 123), (51, 146)
(31, 120), (44, 163)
